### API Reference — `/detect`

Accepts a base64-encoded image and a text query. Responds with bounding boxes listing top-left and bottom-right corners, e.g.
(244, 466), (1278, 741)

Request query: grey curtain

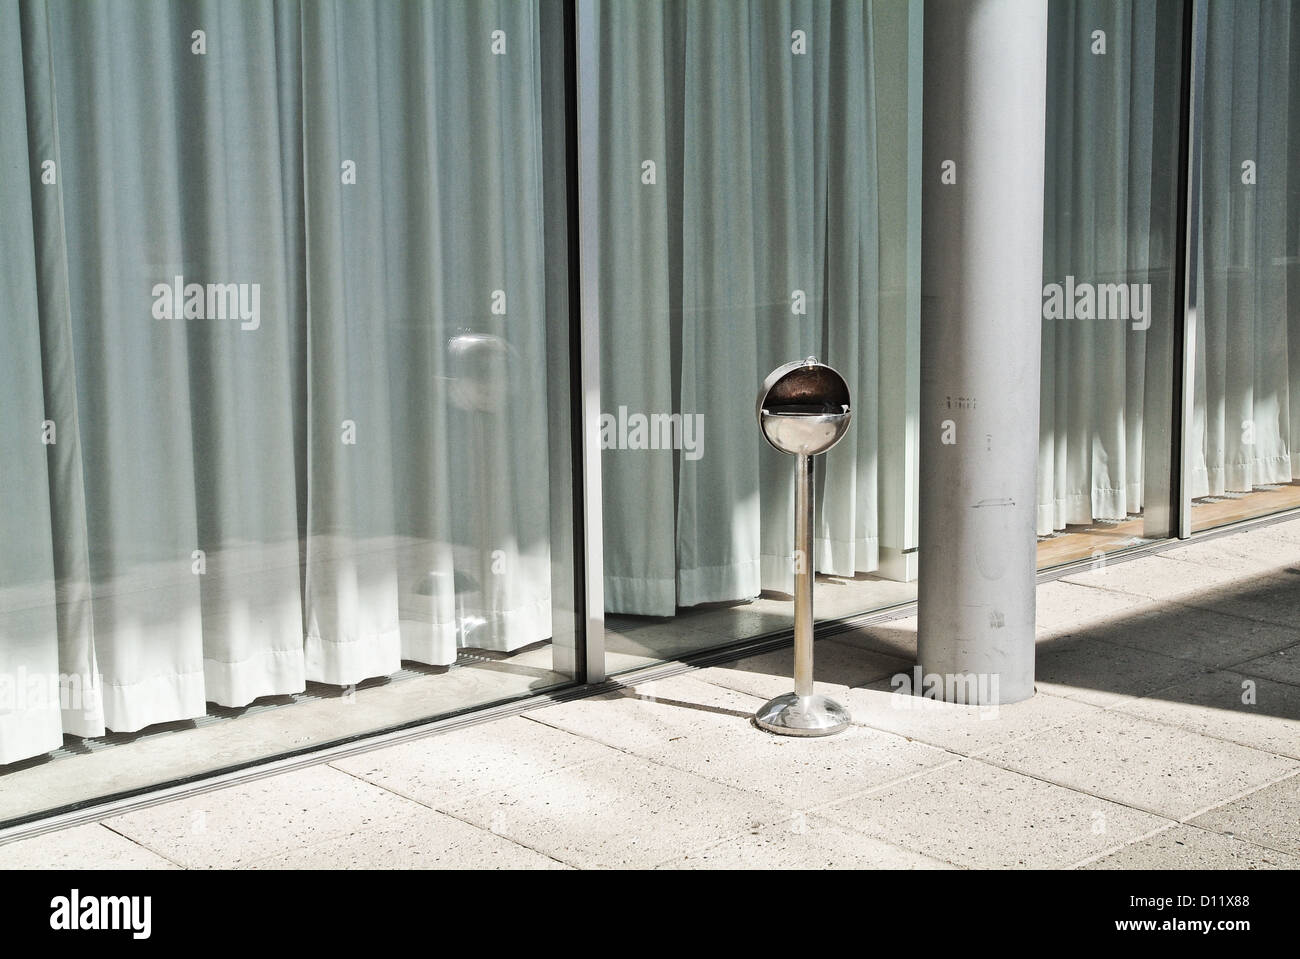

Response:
(595, 0), (903, 616)
(1191, 0), (1300, 497)
(1038, 0), (1183, 536)
(1, 0), (560, 765)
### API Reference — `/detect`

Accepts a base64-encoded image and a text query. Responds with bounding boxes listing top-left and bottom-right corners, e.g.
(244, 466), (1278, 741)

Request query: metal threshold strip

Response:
(3, 503), (1299, 845)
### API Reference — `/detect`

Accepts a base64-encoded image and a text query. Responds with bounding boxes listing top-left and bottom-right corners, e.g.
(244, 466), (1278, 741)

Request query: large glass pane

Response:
(1190, 0), (1300, 531)
(1037, 0), (1186, 568)
(0, 0), (578, 827)
(590, 0), (922, 671)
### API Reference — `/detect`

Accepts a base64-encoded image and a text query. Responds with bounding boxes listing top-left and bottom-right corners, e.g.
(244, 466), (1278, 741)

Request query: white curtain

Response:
(1038, 0), (1183, 536)
(594, 0), (911, 617)
(0, 0), (562, 766)
(1189, 0), (1300, 497)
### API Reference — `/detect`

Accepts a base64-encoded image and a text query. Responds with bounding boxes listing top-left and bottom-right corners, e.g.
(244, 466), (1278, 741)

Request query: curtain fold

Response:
(1042, 0), (1299, 534)
(597, 0), (891, 617)
(1191, 0), (1298, 497)
(1039, 0), (1180, 537)
(0, 0), (559, 766)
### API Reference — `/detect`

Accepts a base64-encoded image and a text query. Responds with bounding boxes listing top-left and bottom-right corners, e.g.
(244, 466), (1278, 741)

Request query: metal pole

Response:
(792, 453), (814, 699)
(916, 0), (1049, 705)
(753, 357), (852, 736)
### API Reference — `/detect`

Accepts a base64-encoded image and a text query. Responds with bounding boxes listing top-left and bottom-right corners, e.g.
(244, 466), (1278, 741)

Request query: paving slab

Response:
(1035, 579), (1159, 637)
(527, 674), (950, 808)
(102, 764), (429, 869)
(1160, 527), (1300, 576)
(1079, 605), (1300, 668)
(523, 674), (767, 753)
(241, 806), (567, 869)
(1179, 573), (1300, 631)
(1190, 772), (1300, 857)
(840, 680), (1102, 757)
(656, 813), (952, 870)
(1064, 555), (1300, 631)
(646, 722), (952, 810)
(1235, 645), (1300, 687)
(443, 751), (782, 869)
(1034, 635), (1209, 707)
(1113, 670), (1300, 760)
(977, 708), (1299, 820)
(1060, 554), (1241, 605)
(0, 823), (180, 870)
(1082, 823), (1300, 869)
(330, 715), (618, 809)
(817, 758), (1171, 869)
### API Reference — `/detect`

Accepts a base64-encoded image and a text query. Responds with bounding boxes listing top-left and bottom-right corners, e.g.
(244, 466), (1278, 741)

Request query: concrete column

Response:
(917, 0), (1048, 704)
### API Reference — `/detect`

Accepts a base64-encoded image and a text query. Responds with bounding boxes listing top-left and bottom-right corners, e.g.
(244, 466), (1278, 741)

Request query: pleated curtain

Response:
(1190, 0), (1300, 497)
(1038, 0), (1183, 536)
(1041, 0), (1300, 533)
(595, 0), (894, 616)
(0, 0), (559, 765)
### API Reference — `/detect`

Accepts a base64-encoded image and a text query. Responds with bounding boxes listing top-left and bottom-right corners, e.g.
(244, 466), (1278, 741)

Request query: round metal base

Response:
(754, 693), (851, 737)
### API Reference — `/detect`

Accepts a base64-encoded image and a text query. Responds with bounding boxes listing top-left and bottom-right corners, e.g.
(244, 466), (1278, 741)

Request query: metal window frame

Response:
(1176, 0), (1208, 539)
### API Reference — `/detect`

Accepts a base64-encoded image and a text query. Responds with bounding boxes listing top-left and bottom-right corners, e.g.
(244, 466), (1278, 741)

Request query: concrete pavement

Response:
(4, 518), (1300, 869)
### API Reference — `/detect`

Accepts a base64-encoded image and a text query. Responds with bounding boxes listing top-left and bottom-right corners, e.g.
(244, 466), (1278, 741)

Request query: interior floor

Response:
(1191, 481), (1300, 532)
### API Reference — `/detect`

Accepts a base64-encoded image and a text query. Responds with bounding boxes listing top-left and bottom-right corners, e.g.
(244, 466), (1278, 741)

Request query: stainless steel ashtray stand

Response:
(754, 357), (853, 737)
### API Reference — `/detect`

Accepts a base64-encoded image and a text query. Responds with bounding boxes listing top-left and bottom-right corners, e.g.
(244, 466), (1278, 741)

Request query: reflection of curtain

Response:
(1191, 0), (1299, 496)
(0, 0), (558, 766)
(1039, 0), (1182, 536)
(596, 0), (902, 616)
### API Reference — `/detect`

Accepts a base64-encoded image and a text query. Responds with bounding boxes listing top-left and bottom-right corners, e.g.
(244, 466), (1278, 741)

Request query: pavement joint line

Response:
(804, 751), (1192, 868)
(1227, 656), (1300, 687)
(798, 754), (969, 816)
(644, 808), (957, 871)
(1050, 573), (1300, 637)
(1075, 632), (1300, 676)
(836, 687), (1107, 763)
(325, 756), (590, 870)
(1165, 816), (1300, 864)
(1092, 673), (1300, 764)
(517, 664), (1300, 860)
(513, 713), (813, 832)
(1175, 764), (1300, 826)
(522, 697), (979, 832)
(8, 516), (1300, 858)
(1066, 821), (1182, 869)
(1169, 599), (1300, 632)
(643, 751), (972, 869)
(127, 765), (463, 870)
(958, 751), (1193, 823)
(95, 821), (189, 871)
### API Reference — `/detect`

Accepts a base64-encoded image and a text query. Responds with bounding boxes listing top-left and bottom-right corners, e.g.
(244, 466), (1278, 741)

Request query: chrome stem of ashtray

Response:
(753, 357), (853, 737)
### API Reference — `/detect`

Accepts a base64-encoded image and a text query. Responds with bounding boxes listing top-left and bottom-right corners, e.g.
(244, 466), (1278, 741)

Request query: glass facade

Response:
(590, 0), (922, 671)
(0, 0), (578, 826)
(1189, 0), (1300, 531)
(2, 0), (1298, 831)
(1036, 0), (1187, 567)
